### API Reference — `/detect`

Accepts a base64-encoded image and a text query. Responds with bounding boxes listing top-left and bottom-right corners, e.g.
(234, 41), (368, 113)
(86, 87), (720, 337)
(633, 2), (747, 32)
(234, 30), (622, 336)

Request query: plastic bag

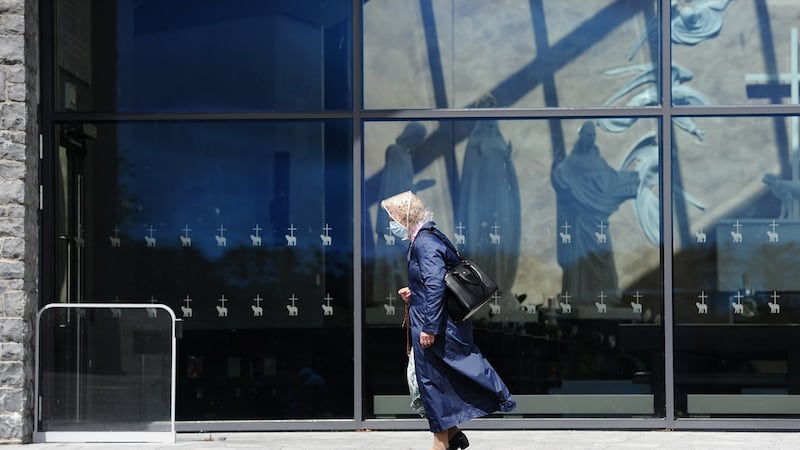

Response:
(406, 348), (425, 417)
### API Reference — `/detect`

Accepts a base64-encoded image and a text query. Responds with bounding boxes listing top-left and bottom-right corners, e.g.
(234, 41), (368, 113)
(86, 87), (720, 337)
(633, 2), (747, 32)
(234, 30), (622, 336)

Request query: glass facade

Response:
(40, 0), (800, 430)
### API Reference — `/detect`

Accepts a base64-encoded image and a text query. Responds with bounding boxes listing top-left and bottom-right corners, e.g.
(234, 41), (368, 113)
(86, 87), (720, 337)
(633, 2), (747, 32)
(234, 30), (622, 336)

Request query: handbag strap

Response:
(404, 227), (460, 356)
(419, 227), (463, 260)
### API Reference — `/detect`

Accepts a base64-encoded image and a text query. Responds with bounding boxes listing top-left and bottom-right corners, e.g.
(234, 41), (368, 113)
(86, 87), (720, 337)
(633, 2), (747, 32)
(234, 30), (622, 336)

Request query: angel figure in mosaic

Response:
(628, 0), (735, 60)
(599, 63), (709, 141)
(619, 133), (705, 246)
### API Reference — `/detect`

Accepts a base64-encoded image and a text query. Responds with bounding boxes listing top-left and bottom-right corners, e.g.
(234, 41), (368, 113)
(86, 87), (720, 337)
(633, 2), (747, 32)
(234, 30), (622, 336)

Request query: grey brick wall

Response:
(0, 0), (38, 443)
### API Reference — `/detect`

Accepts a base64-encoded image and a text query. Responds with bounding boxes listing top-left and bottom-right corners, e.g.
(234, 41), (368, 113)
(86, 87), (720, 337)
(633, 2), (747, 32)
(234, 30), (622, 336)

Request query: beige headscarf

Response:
(380, 191), (433, 239)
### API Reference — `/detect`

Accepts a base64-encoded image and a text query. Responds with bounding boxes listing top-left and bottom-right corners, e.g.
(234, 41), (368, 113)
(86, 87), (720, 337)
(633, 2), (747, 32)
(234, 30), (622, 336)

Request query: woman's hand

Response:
(398, 287), (411, 303)
(420, 331), (435, 348)
(399, 287), (434, 348)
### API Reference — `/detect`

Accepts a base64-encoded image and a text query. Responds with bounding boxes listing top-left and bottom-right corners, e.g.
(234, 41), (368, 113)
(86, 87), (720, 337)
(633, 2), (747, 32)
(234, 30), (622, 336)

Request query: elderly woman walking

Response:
(381, 191), (516, 450)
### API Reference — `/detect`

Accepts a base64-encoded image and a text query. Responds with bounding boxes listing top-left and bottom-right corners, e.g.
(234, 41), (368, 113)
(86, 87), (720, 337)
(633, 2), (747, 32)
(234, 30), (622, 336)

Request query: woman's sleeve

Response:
(417, 239), (448, 334)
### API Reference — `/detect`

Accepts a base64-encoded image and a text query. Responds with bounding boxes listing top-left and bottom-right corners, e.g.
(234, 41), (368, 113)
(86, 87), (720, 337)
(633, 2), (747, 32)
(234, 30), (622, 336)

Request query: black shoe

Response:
(448, 430), (469, 449)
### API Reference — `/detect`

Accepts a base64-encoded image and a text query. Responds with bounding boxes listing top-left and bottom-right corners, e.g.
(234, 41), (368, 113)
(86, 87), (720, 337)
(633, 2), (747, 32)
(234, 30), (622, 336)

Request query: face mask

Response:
(389, 220), (409, 241)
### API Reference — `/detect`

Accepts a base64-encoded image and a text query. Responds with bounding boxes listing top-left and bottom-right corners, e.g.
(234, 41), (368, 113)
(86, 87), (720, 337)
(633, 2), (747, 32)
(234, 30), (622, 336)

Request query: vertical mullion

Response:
(352, 0), (364, 428)
(660, 0), (676, 428)
(39, 0), (56, 312)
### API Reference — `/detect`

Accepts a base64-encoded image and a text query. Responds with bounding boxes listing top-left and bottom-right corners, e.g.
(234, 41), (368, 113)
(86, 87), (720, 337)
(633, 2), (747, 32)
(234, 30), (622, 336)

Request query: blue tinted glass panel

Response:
(54, 0), (352, 112)
(53, 120), (354, 419)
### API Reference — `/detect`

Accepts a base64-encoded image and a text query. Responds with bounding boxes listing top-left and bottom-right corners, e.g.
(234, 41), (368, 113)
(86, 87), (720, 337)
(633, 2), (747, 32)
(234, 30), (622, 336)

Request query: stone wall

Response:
(0, 0), (38, 443)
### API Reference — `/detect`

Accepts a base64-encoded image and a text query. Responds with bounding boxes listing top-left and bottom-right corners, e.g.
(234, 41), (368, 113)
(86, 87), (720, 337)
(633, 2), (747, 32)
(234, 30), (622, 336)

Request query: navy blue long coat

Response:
(408, 223), (516, 432)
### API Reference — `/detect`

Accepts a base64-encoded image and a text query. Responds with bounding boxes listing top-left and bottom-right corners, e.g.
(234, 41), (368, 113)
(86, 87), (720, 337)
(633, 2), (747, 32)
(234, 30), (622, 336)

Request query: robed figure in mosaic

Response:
(372, 122), (428, 305)
(456, 94), (521, 311)
(551, 121), (639, 305)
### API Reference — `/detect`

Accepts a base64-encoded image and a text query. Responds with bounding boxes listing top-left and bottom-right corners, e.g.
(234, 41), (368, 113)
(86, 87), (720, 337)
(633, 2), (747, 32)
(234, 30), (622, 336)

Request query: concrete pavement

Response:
(4, 430), (799, 449)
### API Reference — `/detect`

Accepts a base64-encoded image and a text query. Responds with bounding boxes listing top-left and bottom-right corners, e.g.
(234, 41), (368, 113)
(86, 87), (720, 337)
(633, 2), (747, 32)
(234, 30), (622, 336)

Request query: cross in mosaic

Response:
(745, 28), (800, 218)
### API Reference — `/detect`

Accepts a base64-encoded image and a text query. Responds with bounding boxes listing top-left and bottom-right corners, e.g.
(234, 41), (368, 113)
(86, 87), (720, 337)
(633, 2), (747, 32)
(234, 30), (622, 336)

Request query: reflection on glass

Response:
(363, 0), (659, 109)
(364, 118), (663, 418)
(372, 122), (430, 308)
(54, 0), (352, 112)
(53, 121), (354, 420)
(671, 0), (800, 106)
(458, 94), (521, 304)
(673, 116), (800, 417)
(552, 120), (638, 308)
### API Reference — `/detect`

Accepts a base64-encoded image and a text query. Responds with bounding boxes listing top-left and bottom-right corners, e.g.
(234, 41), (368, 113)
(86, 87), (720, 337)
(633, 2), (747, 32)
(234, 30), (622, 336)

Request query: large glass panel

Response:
(363, 0), (659, 109)
(671, 0), (800, 106)
(363, 118), (664, 418)
(54, 0), (352, 112)
(673, 115), (800, 417)
(51, 120), (354, 420)
(36, 305), (174, 435)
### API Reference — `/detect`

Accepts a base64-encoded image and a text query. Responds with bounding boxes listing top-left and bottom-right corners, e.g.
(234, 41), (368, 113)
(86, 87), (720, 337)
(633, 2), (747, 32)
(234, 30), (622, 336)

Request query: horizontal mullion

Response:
(49, 111), (353, 123)
(49, 105), (800, 123)
(671, 104), (800, 117)
(361, 106), (663, 120)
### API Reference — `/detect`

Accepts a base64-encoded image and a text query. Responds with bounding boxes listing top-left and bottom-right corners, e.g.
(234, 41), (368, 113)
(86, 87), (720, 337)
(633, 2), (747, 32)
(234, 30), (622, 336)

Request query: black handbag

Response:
(421, 229), (499, 322)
